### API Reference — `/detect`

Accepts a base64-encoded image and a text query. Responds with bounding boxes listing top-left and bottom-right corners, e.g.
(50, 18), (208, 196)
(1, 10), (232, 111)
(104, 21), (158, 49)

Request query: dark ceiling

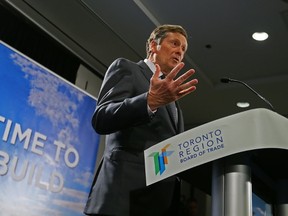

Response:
(1, 0), (288, 130)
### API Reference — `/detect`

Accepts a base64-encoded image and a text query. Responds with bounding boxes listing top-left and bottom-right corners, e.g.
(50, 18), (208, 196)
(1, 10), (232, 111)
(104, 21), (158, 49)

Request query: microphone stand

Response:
(220, 77), (275, 112)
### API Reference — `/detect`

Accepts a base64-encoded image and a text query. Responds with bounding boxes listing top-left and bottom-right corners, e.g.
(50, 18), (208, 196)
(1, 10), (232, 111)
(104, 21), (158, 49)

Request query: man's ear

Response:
(150, 40), (158, 53)
(156, 44), (161, 51)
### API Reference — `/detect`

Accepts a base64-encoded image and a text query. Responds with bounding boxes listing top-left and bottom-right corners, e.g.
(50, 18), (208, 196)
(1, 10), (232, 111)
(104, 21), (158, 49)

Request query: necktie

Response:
(167, 102), (178, 125)
(160, 74), (178, 125)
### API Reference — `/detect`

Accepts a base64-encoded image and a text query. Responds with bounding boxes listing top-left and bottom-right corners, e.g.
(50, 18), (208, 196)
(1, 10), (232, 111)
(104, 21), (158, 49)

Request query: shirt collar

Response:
(144, 59), (156, 73)
(144, 59), (164, 77)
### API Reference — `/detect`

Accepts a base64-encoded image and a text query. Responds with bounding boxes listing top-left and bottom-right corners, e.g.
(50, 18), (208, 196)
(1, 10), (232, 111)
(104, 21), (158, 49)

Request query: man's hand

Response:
(147, 62), (198, 111)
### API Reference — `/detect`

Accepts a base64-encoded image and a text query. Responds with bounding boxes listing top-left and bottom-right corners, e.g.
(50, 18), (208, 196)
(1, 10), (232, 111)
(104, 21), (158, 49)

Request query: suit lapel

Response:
(138, 60), (153, 82)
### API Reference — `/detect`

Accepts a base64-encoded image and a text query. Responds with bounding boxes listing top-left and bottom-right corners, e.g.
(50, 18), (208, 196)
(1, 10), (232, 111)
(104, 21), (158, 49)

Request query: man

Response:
(84, 24), (198, 216)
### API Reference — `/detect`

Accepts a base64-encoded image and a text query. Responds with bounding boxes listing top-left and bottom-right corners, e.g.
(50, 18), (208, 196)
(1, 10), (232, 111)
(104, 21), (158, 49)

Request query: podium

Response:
(144, 108), (288, 216)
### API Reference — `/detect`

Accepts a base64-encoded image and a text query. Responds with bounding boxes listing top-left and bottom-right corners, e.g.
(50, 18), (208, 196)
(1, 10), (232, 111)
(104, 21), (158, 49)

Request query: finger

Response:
(166, 62), (185, 80)
(179, 86), (197, 96)
(178, 79), (198, 94)
(154, 64), (161, 79)
(175, 69), (196, 85)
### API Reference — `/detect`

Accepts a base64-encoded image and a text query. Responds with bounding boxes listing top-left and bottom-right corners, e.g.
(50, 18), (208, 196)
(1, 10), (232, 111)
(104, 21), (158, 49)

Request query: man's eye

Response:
(171, 41), (177, 47)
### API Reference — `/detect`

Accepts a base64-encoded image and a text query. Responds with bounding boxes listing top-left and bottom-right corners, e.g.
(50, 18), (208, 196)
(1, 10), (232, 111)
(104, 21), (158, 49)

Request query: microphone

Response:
(220, 77), (275, 111)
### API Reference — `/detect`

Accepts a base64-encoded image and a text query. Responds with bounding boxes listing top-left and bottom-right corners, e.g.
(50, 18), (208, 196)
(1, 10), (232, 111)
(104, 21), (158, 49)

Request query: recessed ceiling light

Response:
(237, 102), (250, 108)
(252, 32), (269, 41)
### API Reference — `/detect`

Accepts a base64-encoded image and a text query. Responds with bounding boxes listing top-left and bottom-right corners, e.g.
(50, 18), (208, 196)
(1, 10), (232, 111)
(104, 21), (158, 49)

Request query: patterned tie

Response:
(168, 102), (178, 125)
(160, 74), (178, 125)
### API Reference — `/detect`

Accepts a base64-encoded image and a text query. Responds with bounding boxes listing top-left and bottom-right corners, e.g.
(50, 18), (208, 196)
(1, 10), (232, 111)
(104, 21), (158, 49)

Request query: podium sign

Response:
(144, 108), (288, 186)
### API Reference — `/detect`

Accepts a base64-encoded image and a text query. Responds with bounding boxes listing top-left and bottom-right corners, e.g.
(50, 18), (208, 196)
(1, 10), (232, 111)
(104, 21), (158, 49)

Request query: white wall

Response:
(75, 64), (102, 98)
(75, 64), (105, 170)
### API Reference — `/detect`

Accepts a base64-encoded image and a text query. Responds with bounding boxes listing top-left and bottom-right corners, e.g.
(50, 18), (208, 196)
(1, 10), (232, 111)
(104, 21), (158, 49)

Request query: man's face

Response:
(153, 32), (188, 74)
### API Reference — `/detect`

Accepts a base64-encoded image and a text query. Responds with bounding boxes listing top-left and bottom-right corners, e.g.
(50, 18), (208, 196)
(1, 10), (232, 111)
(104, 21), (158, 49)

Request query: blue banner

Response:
(0, 41), (100, 216)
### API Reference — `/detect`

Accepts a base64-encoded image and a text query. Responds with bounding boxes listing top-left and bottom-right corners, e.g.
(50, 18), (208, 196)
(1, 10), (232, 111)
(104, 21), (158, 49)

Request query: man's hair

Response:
(146, 24), (188, 57)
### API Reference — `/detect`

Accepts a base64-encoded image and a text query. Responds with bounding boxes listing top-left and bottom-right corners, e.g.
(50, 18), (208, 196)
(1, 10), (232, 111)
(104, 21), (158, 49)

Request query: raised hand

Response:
(147, 62), (198, 111)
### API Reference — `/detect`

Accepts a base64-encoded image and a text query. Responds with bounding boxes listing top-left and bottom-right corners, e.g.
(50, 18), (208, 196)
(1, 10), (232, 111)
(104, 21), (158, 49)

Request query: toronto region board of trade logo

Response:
(149, 144), (173, 175)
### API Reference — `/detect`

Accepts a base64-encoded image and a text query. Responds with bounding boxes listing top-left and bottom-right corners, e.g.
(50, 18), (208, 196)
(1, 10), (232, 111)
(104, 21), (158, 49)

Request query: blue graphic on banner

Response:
(0, 41), (100, 216)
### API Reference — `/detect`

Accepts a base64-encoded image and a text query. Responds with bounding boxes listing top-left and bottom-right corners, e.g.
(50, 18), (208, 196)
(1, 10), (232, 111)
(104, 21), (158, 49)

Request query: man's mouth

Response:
(172, 57), (179, 63)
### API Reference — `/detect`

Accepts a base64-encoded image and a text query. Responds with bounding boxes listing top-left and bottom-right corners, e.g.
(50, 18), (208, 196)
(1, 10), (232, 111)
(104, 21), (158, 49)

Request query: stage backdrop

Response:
(0, 41), (100, 216)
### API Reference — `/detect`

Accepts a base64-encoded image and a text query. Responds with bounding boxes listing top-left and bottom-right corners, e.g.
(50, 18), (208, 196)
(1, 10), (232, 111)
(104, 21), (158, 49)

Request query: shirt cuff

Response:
(147, 105), (157, 119)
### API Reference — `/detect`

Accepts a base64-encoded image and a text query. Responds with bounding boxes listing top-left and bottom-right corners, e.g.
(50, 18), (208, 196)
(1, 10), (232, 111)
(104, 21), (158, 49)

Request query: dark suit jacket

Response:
(84, 58), (184, 216)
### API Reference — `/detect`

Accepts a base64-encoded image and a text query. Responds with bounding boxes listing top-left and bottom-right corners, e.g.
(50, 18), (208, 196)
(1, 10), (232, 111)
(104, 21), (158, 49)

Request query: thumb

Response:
(153, 64), (161, 79)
